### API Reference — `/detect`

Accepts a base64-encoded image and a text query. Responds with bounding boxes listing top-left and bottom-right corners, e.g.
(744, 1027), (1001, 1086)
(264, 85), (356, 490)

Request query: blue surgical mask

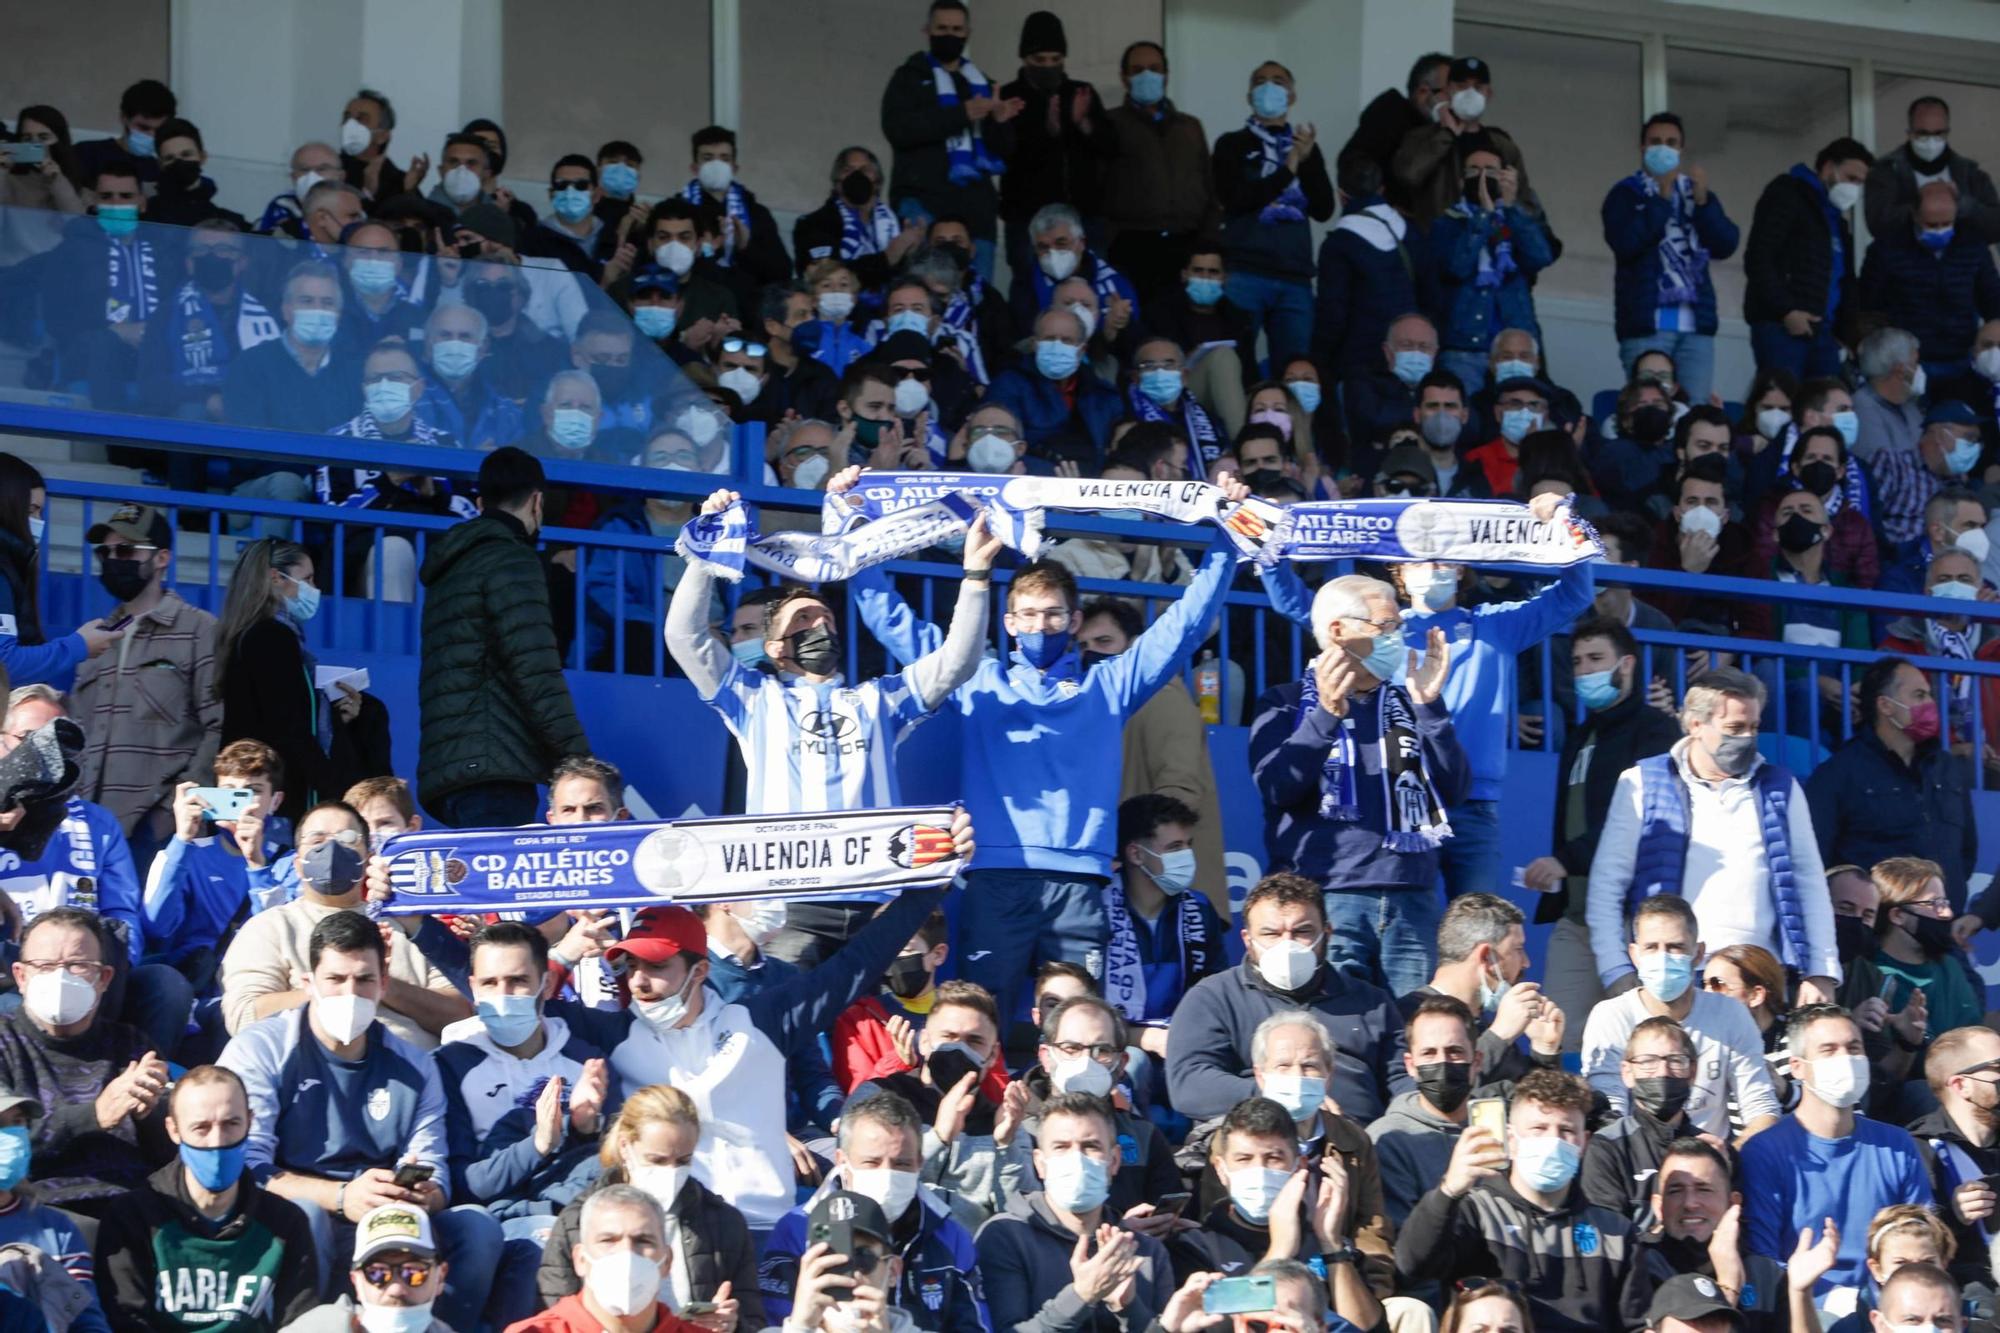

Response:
(886, 310), (931, 338)
(1129, 70), (1167, 106)
(348, 257), (398, 294)
(432, 338), (479, 379)
(1355, 626), (1407, 683)
(601, 162), (639, 199)
(363, 378), (413, 423)
(1139, 368), (1183, 405)
(97, 204), (140, 238)
(1831, 410), (1860, 448)
(1947, 436), (1984, 476)
(281, 571), (321, 623)
(1493, 358), (1536, 383)
(1636, 951), (1695, 1002)
(125, 129), (156, 157)
(178, 1136), (248, 1192)
(1251, 81), (1291, 120)
(0, 1126), (29, 1191)
(1513, 1134), (1581, 1193)
(552, 186), (593, 222)
(1393, 350), (1434, 385)
(1185, 277), (1223, 306)
(731, 639), (769, 668)
(1919, 226), (1955, 251)
(1288, 381), (1322, 413)
(1500, 408), (1542, 444)
(1642, 144), (1681, 176)
(1035, 339), (1081, 380)
(1577, 668), (1621, 711)
(551, 407), (597, 451)
(633, 305), (678, 340)
(290, 308), (338, 347)
(476, 993), (542, 1047)
(1016, 629), (1072, 669)
(1137, 845), (1198, 896)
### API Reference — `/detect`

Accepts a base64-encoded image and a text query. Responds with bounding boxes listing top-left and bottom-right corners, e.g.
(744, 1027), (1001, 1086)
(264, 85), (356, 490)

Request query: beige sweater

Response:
(220, 896), (461, 1050)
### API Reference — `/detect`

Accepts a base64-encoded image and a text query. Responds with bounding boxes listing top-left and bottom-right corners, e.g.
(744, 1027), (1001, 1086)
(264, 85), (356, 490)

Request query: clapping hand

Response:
(1408, 626), (1451, 704)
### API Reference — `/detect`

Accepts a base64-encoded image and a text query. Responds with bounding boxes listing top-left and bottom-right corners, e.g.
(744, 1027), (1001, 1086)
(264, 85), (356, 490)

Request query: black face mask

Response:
(467, 281), (515, 324)
(189, 257), (235, 297)
(786, 623), (841, 676)
(1024, 64), (1064, 92)
(1629, 404), (1673, 445)
(1835, 912), (1875, 963)
(158, 158), (202, 195)
(1080, 649), (1111, 673)
(851, 416), (887, 449)
(1796, 461), (1838, 497)
(1462, 178), (1490, 206)
(1898, 907), (1956, 958)
(885, 952), (931, 998)
(98, 558), (152, 604)
(929, 33), (966, 63)
(1776, 513), (1825, 554)
(840, 170), (875, 206)
(1633, 1074), (1692, 1122)
(1415, 1060), (1474, 1114)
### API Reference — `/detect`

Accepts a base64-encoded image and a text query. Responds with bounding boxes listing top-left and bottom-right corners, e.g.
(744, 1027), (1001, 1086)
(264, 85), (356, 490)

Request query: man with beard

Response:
(1912, 1026), (2000, 1290)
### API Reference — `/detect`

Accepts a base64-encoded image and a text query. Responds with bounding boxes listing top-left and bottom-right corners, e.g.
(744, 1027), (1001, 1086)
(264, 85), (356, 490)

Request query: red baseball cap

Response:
(605, 906), (706, 966)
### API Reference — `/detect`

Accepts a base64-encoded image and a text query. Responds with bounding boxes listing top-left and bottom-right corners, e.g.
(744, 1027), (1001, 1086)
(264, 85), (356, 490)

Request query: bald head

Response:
(1918, 182), (1957, 231)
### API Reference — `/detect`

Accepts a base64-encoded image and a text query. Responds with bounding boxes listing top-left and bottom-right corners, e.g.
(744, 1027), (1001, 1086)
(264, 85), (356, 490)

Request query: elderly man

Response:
(1009, 203), (1139, 343)
(220, 260), (358, 435)
(1247, 574), (1467, 995)
(1852, 327), (1930, 464)
(1127, 336), (1223, 475)
(1871, 414), (1986, 582)
(510, 1184), (714, 1333)
(253, 140), (343, 237)
(1344, 313), (1441, 461)
(982, 305), (1122, 466)
(1858, 183), (2000, 380)
(1587, 669), (1838, 1003)
(1865, 94), (2000, 246)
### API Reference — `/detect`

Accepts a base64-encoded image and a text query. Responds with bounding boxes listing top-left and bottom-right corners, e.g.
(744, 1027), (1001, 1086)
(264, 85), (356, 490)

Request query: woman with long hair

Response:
(215, 537), (384, 822)
(1441, 1279), (1535, 1333)
(1704, 942), (1796, 1110)
(1, 106), (86, 268)
(536, 1084), (759, 1329)
(0, 453), (117, 683)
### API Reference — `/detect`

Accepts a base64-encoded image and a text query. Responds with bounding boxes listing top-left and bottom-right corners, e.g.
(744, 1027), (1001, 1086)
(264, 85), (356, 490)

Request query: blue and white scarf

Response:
(1127, 384), (1221, 478)
(836, 196), (900, 260)
(104, 238), (161, 327)
(940, 284), (991, 385)
(163, 282), (281, 389)
(1245, 117), (1308, 224)
(1625, 170), (1710, 310)
(1776, 425), (1871, 520)
(1101, 882), (1212, 1024)
(1027, 252), (1130, 327)
(684, 179), (751, 265)
(1472, 225), (1518, 290)
(932, 56), (1006, 185)
(1296, 663), (1450, 852)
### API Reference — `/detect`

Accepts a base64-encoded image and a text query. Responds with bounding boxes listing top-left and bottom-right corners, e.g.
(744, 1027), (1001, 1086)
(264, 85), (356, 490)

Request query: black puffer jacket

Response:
(1743, 167), (1853, 326)
(538, 1172), (764, 1330)
(416, 510), (587, 808)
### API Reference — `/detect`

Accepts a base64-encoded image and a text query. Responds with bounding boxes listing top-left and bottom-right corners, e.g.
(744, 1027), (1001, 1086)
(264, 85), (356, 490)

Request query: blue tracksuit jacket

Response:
(142, 828), (290, 964)
(0, 797), (143, 964)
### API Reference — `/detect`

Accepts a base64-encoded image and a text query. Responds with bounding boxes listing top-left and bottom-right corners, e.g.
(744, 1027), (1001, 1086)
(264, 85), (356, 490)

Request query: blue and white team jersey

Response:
(709, 664), (931, 816)
(0, 796), (144, 964)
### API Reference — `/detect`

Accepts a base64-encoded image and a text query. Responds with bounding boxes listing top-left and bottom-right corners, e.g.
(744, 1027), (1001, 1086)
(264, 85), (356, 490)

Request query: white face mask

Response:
(966, 432), (1017, 474)
(585, 1246), (662, 1317)
(818, 291), (856, 322)
(655, 240), (696, 276)
(627, 1162), (688, 1210)
(1451, 88), (1487, 121)
(847, 1164), (920, 1221)
(893, 378), (931, 418)
(1066, 301), (1098, 341)
(1808, 1053), (1870, 1109)
(717, 366), (763, 407)
(1039, 249), (1081, 282)
(1956, 526), (1992, 565)
(732, 900), (787, 947)
(1255, 938), (1320, 992)
(1911, 135), (1948, 164)
(635, 970), (698, 1032)
(356, 1304), (433, 1333)
(442, 164), (482, 204)
(1977, 346), (2000, 384)
(23, 971), (98, 1027)
(697, 159), (735, 194)
(792, 455), (831, 491)
(1756, 407), (1793, 441)
(1049, 1053), (1116, 1097)
(314, 990), (378, 1043)
(1679, 505), (1723, 538)
(339, 117), (372, 157)
(1828, 180), (1864, 213)
(293, 170), (329, 198)
(1227, 1166), (1291, 1222)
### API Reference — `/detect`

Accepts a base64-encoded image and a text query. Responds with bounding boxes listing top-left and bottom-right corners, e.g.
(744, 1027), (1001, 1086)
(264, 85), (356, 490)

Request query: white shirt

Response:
(1586, 739), (1839, 986)
(1580, 988), (1782, 1137)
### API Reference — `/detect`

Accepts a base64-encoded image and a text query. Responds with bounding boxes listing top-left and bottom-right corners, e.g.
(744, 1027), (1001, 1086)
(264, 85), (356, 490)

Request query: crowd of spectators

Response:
(0, 5), (1998, 1333)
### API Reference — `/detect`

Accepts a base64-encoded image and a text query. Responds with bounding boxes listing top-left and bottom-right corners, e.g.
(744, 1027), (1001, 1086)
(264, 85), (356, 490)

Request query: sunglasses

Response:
(721, 338), (769, 358)
(361, 1261), (435, 1289)
(894, 368), (931, 383)
(94, 543), (159, 562)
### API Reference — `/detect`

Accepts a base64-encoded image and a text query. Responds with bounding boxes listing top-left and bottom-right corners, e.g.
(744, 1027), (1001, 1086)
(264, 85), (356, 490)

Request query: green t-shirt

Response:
(1877, 954), (1984, 1040)
(149, 1212), (292, 1331)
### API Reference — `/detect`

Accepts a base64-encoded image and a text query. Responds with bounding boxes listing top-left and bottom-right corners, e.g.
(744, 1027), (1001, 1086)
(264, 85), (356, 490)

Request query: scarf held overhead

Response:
(376, 804), (966, 914)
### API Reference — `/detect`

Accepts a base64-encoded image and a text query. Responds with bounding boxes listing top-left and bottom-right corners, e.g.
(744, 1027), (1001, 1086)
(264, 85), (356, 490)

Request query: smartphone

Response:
(393, 1162), (435, 1189)
(9, 142), (46, 167)
(808, 1217), (866, 1278)
(189, 786), (256, 821)
(1469, 1097), (1508, 1141)
(101, 613), (135, 632)
(682, 1303), (717, 1317)
(1155, 1190), (1193, 1216)
(1203, 1276), (1276, 1316)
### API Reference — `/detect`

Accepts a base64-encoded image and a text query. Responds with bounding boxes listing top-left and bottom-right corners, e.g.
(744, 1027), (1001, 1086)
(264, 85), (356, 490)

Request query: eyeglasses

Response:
(94, 543), (158, 562)
(1047, 1040), (1121, 1061)
(1902, 897), (1953, 914)
(721, 338), (768, 358)
(1345, 617), (1403, 635)
(894, 367), (931, 383)
(1134, 359), (1182, 373)
(360, 1261), (436, 1289)
(1623, 1054), (1694, 1074)
(18, 958), (104, 979)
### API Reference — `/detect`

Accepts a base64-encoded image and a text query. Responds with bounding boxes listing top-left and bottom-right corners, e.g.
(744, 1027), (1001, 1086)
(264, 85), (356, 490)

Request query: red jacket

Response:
(833, 995), (1010, 1103)
(1465, 437), (1519, 496)
(506, 1294), (706, 1333)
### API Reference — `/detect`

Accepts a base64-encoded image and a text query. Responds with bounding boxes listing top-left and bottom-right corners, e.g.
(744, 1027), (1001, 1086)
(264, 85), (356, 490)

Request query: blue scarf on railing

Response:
(104, 238), (161, 327)
(162, 281), (281, 388)
(930, 55), (1006, 185)
(683, 179), (750, 265)
(1624, 169), (1709, 309)
(1245, 117), (1308, 223)
(836, 196), (899, 260)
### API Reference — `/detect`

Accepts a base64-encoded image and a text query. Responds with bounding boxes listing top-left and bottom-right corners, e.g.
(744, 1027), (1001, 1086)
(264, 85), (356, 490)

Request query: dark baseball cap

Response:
(1646, 1274), (1742, 1331)
(85, 503), (171, 550)
(1449, 57), (1491, 85)
(808, 1189), (892, 1247)
(1925, 400), (1980, 428)
(1378, 445), (1440, 488)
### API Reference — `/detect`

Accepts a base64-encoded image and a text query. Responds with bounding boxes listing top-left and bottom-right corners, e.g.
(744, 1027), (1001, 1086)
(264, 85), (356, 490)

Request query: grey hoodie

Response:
(1366, 1089), (1466, 1227)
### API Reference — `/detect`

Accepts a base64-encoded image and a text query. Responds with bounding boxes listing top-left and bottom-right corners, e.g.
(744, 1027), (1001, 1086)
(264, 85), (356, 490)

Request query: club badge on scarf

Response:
(376, 805), (966, 914)
(1272, 497), (1601, 568)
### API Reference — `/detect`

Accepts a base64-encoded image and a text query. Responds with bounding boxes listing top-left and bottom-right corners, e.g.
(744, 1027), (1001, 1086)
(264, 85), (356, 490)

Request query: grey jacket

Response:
(974, 1192), (1172, 1333)
(1367, 1089), (1466, 1228)
(282, 1295), (453, 1333)
(1864, 143), (2000, 246)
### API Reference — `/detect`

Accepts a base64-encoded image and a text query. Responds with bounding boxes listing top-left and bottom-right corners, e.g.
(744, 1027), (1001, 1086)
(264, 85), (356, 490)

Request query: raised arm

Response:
(902, 514), (999, 709)
(664, 487), (740, 699)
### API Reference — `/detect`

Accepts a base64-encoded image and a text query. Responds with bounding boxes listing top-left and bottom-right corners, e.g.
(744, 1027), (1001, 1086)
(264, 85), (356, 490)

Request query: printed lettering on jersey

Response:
(377, 805), (966, 913)
(757, 1251), (796, 1299)
(155, 1268), (276, 1322)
